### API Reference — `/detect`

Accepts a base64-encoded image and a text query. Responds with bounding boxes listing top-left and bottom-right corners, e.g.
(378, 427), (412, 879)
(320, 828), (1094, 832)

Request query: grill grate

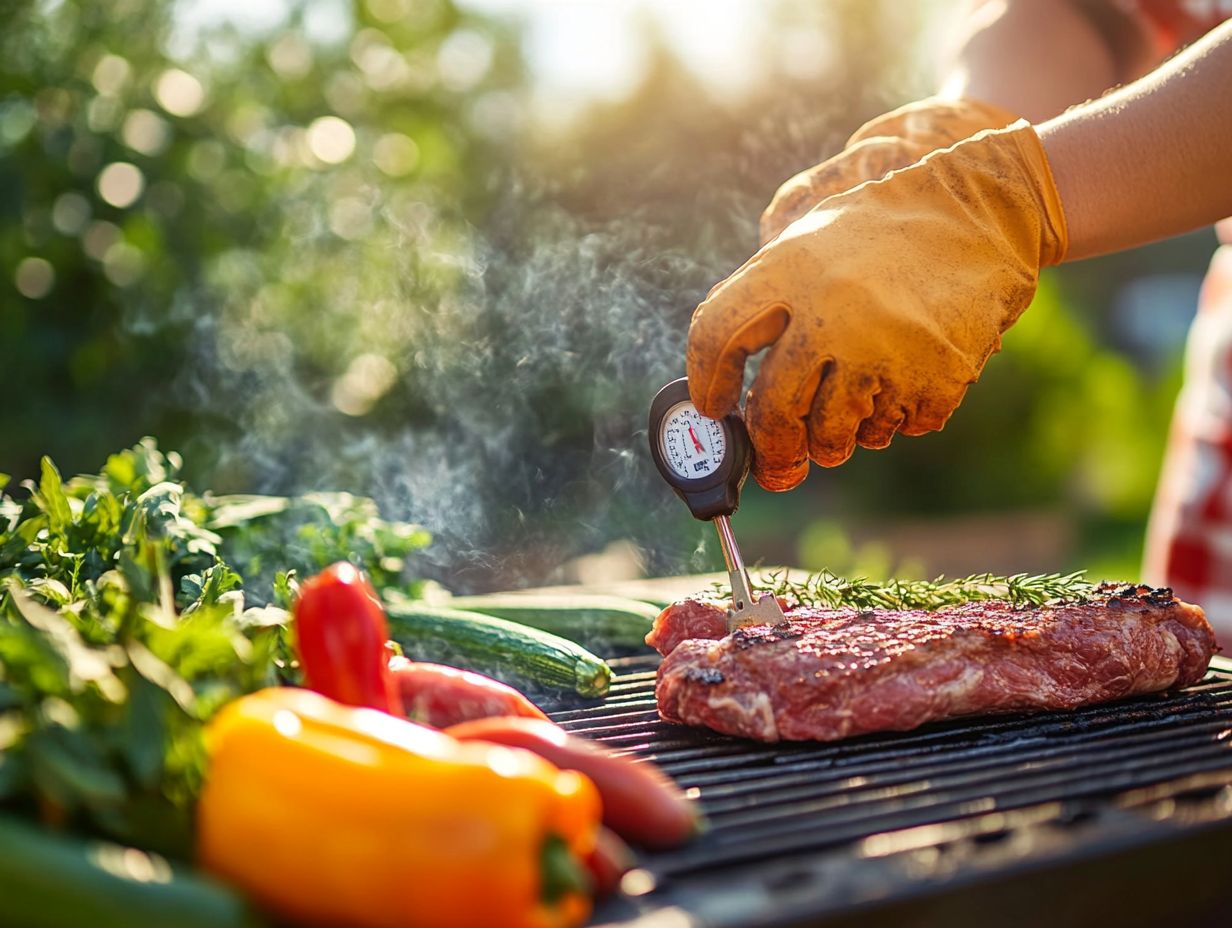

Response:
(551, 655), (1232, 926)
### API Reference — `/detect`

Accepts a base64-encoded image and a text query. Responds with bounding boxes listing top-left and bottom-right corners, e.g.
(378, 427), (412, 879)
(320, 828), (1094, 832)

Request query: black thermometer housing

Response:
(648, 377), (751, 522)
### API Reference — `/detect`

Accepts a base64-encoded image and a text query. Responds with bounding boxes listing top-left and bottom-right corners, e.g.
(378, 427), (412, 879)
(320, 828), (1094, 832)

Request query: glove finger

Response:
(759, 180), (815, 246)
(841, 136), (927, 186)
(848, 98), (1018, 148)
(687, 265), (792, 420)
(744, 342), (830, 492)
(855, 388), (907, 449)
(759, 144), (882, 245)
(806, 367), (878, 468)
(759, 165), (842, 245)
(900, 380), (972, 436)
(759, 137), (928, 245)
(759, 143), (883, 245)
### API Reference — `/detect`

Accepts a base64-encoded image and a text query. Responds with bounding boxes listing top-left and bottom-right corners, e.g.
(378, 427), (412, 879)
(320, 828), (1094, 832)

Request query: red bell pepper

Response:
(293, 562), (403, 715)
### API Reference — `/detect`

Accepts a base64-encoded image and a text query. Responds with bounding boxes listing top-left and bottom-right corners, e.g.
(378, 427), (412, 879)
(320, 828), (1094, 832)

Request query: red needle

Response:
(687, 425), (705, 453)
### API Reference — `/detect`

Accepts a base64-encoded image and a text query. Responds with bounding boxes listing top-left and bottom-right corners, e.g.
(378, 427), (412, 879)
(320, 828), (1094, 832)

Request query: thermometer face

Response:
(659, 401), (727, 480)
(648, 378), (749, 521)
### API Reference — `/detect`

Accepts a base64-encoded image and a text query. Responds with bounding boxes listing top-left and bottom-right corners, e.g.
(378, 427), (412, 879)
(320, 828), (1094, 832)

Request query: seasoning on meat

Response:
(650, 584), (1217, 742)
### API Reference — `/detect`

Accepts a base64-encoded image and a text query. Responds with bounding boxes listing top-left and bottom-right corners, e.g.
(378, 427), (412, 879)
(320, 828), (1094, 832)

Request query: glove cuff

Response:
(1004, 120), (1071, 266)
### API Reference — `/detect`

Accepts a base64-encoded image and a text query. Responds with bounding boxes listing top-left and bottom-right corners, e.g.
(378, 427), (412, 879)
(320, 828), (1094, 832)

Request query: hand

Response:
(688, 121), (1069, 491)
(759, 97), (1020, 244)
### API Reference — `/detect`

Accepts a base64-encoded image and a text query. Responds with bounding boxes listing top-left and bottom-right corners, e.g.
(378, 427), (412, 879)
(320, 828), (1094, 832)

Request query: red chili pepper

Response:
(293, 563), (403, 715)
(445, 717), (703, 849)
(584, 827), (635, 898)
(388, 657), (548, 728)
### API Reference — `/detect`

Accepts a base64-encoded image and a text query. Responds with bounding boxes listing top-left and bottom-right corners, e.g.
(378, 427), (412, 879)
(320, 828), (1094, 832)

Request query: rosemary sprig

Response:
(752, 569), (1096, 611)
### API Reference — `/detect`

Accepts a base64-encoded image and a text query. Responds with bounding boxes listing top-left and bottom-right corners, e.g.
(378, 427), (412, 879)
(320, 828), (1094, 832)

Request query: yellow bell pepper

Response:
(196, 687), (600, 928)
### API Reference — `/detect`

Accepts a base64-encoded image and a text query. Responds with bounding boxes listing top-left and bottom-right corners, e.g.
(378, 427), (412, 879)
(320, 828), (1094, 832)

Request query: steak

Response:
(650, 585), (1217, 742)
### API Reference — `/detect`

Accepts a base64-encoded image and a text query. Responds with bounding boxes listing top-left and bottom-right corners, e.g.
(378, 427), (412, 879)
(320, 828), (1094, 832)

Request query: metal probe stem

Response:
(714, 514), (756, 613)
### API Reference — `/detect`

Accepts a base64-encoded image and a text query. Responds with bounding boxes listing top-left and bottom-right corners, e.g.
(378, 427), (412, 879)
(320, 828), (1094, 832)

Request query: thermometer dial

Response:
(648, 378), (751, 522)
(659, 401), (727, 479)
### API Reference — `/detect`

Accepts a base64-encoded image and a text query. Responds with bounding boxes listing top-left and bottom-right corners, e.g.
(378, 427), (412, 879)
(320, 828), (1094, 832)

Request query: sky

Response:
(177, 0), (771, 121)
(459, 0), (768, 102)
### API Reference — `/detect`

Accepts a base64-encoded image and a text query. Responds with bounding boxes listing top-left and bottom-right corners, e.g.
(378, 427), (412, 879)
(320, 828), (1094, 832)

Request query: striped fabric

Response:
(1145, 225), (1232, 645)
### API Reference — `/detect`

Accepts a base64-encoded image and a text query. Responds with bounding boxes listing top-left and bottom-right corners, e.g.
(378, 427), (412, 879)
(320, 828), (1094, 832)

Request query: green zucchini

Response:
(0, 814), (267, 928)
(384, 600), (613, 697)
(446, 592), (658, 650)
(628, 593), (678, 610)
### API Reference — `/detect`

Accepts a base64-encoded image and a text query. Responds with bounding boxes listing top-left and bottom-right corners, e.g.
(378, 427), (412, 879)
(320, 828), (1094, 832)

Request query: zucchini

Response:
(384, 600), (613, 697)
(446, 592), (658, 650)
(0, 814), (267, 928)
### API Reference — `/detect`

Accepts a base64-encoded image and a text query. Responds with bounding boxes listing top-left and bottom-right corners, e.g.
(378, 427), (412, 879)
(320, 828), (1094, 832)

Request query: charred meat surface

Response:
(650, 585), (1217, 742)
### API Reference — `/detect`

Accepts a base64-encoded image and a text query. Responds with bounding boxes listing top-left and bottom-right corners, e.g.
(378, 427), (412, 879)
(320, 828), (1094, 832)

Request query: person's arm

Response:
(759, 0), (1158, 242)
(1040, 19), (1232, 260)
(686, 13), (1232, 488)
(939, 0), (1158, 122)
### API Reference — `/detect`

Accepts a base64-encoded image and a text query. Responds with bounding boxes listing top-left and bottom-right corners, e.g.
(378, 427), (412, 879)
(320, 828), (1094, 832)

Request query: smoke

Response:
(163, 10), (903, 593)
(169, 167), (765, 592)
(381, 191), (744, 589)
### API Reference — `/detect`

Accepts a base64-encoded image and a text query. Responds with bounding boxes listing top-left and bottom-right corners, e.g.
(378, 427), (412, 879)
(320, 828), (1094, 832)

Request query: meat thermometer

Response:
(648, 378), (788, 629)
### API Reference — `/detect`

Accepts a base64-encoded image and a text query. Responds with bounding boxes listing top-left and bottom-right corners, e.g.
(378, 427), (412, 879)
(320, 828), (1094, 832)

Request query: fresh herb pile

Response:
(755, 569), (1096, 611)
(0, 440), (430, 858)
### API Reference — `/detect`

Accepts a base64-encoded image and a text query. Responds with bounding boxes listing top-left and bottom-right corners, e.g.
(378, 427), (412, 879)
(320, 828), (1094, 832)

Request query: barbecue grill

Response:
(549, 652), (1232, 927)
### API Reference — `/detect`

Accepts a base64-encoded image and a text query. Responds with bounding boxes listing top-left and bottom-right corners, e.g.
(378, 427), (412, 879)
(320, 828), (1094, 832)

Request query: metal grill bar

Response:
(551, 655), (1232, 886)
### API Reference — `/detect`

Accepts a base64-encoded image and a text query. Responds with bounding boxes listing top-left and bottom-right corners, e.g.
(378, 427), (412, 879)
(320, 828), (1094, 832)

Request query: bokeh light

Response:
(366, 0), (413, 24)
(91, 54), (131, 96)
(266, 33), (314, 79)
(14, 257), (54, 298)
(373, 133), (419, 177)
(102, 242), (146, 287)
(154, 68), (206, 117)
(437, 29), (494, 92)
(82, 221), (122, 261)
(331, 353), (399, 416)
(121, 109), (171, 156)
(51, 192), (91, 236)
(96, 162), (145, 208)
(306, 115), (356, 164)
(328, 197), (374, 240)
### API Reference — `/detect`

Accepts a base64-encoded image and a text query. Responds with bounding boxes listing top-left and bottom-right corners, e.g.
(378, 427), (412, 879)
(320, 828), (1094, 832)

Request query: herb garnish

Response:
(753, 569), (1095, 611)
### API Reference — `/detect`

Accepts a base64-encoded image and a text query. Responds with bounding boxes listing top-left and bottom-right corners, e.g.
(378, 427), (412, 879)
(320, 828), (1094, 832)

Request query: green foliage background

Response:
(0, 0), (1210, 588)
(1, 0), (518, 479)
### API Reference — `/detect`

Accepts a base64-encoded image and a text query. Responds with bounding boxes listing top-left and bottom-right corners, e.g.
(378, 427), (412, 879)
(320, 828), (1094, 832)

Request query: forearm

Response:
(1039, 20), (1232, 261)
(939, 0), (1154, 122)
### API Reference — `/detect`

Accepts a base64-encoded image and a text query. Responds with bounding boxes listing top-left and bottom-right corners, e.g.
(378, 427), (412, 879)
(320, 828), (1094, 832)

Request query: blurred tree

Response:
(0, 0), (519, 488)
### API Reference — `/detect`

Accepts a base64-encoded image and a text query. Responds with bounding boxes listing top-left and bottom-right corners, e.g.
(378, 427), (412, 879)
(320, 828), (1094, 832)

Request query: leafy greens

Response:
(0, 439), (430, 857)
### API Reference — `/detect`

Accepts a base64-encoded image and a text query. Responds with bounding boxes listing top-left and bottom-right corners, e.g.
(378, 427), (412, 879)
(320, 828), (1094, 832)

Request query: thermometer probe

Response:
(648, 378), (787, 629)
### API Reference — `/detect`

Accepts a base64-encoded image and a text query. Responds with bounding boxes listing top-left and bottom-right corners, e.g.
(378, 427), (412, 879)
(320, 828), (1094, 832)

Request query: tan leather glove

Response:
(688, 120), (1069, 491)
(760, 97), (1021, 244)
